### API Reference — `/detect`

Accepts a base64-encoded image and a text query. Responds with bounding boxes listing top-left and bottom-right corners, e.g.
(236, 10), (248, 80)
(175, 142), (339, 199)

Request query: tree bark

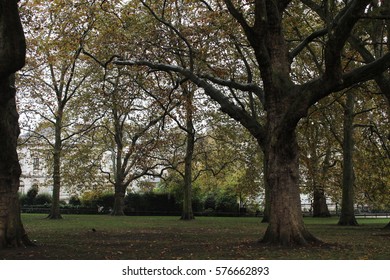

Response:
(0, 81), (32, 248)
(312, 187), (331, 217)
(181, 130), (195, 220)
(260, 115), (319, 245)
(181, 89), (195, 220)
(112, 186), (125, 216)
(111, 108), (127, 216)
(338, 92), (358, 226)
(48, 115), (63, 219)
(0, 0), (33, 248)
(111, 165), (126, 216)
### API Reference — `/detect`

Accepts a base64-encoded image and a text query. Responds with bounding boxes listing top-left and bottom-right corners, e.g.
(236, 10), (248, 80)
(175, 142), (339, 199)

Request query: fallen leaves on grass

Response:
(4, 215), (389, 260)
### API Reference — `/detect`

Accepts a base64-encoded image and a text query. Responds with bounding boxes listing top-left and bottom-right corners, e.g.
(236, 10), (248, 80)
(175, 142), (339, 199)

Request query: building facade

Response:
(18, 138), (71, 201)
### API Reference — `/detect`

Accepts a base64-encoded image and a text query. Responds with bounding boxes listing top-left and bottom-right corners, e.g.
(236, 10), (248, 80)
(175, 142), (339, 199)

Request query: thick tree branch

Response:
(349, 36), (390, 104)
(324, 0), (371, 80)
(200, 74), (265, 105)
(223, 0), (253, 38)
(306, 52), (390, 106)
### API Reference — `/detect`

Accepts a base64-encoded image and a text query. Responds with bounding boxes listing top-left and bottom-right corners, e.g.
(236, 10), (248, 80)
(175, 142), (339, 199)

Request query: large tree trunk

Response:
(0, 0), (33, 248)
(312, 187), (331, 217)
(338, 92), (358, 226)
(261, 115), (319, 245)
(111, 161), (127, 216)
(0, 81), (32, 248)
(112, 187), (125, 216)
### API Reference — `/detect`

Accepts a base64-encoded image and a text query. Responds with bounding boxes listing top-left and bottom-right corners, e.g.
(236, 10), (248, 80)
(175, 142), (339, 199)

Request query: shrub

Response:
(98, 192), (115, 209)
(80, 191), (114, 211)
(215, 193), (238, 213)
(192, 196), (204, 212)
(34, 193), (52, 205)
(26, 186), (38, 204)
(204, 194), (216, 210)
(19, 194), (30, 206)
(80, 190), (101, 207)
(69, 195), (81, 206)
(59, 199), (68, 206)
(125, 193), (142, 212)
(124, 192), (180, 213)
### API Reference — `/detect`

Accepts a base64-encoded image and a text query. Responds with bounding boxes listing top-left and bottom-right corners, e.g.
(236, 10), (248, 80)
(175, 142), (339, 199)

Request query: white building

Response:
(18, 136), (71, 201)
(17, 135), (161, 201)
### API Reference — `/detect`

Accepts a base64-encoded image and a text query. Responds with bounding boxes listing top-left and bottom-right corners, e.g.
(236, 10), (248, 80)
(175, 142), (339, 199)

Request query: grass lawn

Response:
(1, 214), (390, 260)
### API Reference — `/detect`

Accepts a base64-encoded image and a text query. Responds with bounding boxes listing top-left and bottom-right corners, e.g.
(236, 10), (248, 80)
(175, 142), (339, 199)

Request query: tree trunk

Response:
(112, 186), (125, 216)
(111, 108), (127, 216)
(261, 116), (319, 245)
(0, 0), (33, 248)
(48, 116), (63, 219)
(0, 79), (32, 248)
(312, 187), (331, 217)
(181, 84), (195, 220)
(338, 92), (358, 226)
(181, 88), (195, 220)
(111, 166), (126, 216)
(111, 159), (126, 216)
(181, 129), (195, 220)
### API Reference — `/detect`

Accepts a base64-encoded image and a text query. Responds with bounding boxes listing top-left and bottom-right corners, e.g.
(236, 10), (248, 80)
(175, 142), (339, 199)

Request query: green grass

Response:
(1, 214), (390, 259)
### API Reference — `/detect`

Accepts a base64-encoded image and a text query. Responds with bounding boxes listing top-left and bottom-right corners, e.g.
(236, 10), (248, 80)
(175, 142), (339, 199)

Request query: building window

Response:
(33, 157), (39, 171)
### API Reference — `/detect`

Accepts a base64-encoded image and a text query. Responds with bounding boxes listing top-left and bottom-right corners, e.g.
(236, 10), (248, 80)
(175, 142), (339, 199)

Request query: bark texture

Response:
(47, 115), (63, 219)
(181, 132), (195, 220)
(312, 188), (331, 217)
(260, 122), (319, 245)
(111, 108), (126, 216)
(181, 89), (195, 220)
(112, 187), (125, 216)
(0, 88), (31, 248)
(0, 0), (33, 248)
(111, 147), (126, 216)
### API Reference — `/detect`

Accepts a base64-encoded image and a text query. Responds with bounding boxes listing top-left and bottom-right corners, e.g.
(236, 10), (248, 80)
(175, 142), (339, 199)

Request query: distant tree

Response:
(19, 0), (103, 219)
(196, 113), (264, 214)
(299, 110), (336, 218)
(337, 91), (358, 225)
(101, 80), (174, 216)
(352, 88), (390, 213)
